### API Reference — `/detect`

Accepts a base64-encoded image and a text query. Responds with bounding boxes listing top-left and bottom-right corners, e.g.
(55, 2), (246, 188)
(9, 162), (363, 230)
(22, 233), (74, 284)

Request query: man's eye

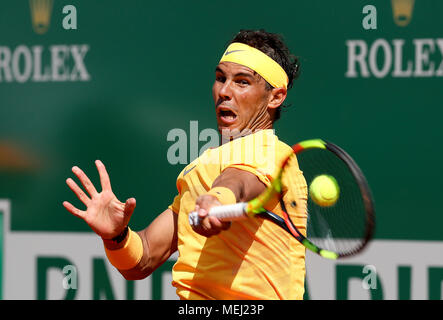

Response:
(216, 75), (226, 82)
(237, 79), (249, 85)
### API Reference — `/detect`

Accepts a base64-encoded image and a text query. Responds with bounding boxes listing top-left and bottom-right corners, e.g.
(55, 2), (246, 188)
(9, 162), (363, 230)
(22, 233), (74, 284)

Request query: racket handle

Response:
(188, 203), (248, 227)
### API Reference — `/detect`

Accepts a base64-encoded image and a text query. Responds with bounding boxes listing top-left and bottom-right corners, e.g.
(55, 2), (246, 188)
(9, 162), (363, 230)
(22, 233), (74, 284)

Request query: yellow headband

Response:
(219, 42), (288, 89)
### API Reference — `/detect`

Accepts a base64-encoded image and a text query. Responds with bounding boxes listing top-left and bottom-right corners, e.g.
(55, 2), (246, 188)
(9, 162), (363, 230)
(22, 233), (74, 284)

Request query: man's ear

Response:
(267, 87), (287, 109)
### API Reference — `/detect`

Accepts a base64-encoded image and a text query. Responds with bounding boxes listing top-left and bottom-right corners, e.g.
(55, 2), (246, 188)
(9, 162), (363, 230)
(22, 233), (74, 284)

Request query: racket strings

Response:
(294, 148), (370, 256)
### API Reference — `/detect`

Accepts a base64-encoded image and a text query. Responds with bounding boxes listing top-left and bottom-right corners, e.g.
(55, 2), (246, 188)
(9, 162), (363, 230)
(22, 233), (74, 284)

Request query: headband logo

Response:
(224, 49), (245, 56)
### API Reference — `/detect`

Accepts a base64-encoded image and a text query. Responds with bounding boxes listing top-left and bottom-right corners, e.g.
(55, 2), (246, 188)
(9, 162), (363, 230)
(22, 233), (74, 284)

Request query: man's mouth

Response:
(218, 106), (238, 124)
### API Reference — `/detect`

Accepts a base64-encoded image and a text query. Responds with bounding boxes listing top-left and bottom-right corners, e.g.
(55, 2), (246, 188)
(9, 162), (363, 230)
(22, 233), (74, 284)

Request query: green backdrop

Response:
(0, 1), (442, 244)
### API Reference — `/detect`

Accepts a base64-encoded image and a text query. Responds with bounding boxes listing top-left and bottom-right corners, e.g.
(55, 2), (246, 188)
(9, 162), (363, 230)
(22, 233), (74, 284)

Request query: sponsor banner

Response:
(345, 38), (443, 78)
(0, 45), (90, 83)
(2, 200), (443, 300)
(0, 200), (176, 300)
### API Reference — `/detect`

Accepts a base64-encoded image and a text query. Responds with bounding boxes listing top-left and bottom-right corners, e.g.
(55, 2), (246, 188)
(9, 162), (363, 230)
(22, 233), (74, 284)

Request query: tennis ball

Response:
(309, 175), (340, 207)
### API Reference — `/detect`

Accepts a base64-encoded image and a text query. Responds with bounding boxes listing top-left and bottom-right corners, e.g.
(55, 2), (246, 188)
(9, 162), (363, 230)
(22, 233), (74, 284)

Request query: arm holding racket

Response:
(190, 139), (376, 260)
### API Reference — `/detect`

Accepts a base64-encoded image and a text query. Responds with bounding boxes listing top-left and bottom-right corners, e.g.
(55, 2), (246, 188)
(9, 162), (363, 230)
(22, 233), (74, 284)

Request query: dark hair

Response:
(229, 29), (300, 121)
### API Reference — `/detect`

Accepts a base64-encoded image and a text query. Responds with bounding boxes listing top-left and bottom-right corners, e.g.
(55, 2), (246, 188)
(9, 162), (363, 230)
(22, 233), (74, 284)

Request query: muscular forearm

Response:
(103, 209), (178, 280)
(117, 232), (166, 280)
(211, 167), (266, 202)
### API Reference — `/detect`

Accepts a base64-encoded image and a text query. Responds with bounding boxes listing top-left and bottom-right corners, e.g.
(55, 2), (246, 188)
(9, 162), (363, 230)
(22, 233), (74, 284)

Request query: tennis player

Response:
(63, 29), (307, 300)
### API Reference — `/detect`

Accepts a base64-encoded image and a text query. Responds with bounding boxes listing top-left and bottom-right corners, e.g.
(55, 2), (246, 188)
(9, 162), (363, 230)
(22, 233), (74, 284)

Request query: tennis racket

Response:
(189, 139), (375, 259)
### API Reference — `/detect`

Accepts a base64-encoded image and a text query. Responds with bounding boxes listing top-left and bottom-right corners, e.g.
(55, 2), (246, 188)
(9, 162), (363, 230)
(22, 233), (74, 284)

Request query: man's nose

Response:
(218, 80), (232, 100)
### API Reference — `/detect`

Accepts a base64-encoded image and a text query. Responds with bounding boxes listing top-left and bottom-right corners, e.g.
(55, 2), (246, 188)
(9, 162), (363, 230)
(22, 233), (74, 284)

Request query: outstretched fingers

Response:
(95, 160), (112, 192)
(72, 166), (98, 197)
(124, 198), (136, 218)
(63, 201), (86, 220)
(66, 178), (90, 206)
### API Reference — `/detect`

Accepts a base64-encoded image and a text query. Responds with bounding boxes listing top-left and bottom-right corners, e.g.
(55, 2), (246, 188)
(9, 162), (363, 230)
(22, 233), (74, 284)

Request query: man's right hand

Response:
(191, 194), (231, 237)
(63, 160), (136, 240)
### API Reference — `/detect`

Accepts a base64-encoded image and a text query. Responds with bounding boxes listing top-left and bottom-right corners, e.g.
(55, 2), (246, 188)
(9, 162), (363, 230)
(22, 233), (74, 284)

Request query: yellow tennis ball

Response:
(309, 175), (340, 207)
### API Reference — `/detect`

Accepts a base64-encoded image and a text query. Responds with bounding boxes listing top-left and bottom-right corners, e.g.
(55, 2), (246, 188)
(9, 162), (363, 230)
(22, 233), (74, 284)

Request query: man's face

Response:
(212, 61), (272, 135)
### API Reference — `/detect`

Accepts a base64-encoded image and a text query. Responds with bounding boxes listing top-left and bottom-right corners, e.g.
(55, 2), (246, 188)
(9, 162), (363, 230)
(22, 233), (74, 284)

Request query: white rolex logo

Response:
(0, 45), (90, 83)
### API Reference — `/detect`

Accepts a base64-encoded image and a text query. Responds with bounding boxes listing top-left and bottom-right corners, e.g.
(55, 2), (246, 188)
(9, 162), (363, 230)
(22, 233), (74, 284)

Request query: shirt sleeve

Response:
(220, 131), (290, 188)
(168, 194), (181, 214)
